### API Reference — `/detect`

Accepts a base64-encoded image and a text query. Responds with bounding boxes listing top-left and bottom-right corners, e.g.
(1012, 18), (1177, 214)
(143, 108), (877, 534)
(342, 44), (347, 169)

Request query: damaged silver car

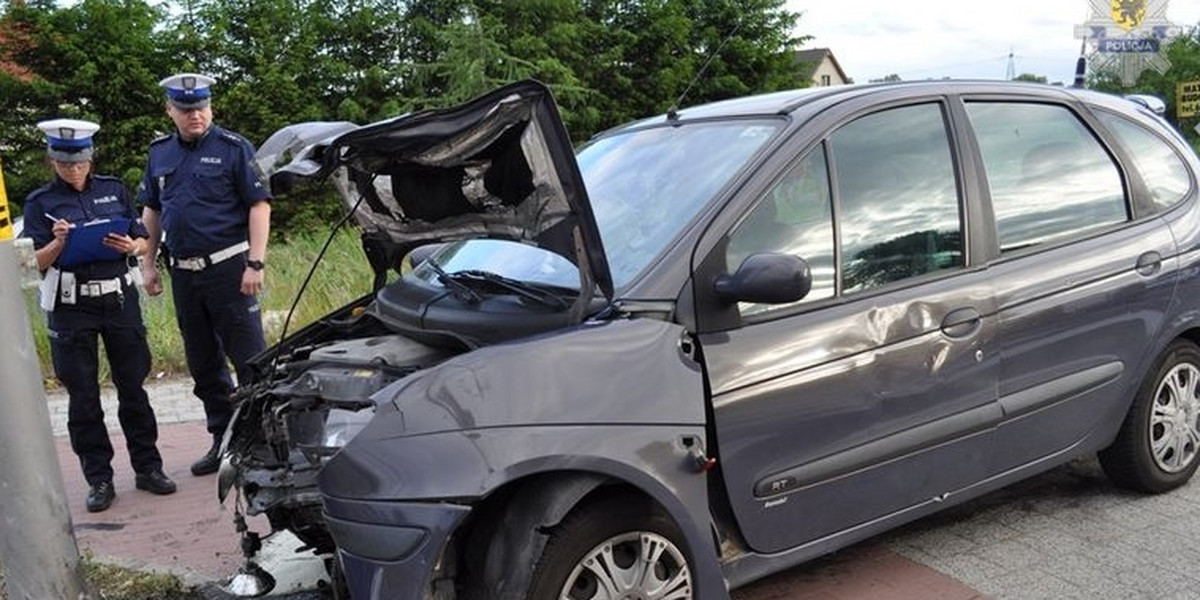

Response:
(222, 79), (1200, 600)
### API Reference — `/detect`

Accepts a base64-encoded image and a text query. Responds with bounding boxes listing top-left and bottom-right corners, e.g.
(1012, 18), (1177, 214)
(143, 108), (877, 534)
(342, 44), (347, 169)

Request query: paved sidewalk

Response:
(45, 378), (328, 597)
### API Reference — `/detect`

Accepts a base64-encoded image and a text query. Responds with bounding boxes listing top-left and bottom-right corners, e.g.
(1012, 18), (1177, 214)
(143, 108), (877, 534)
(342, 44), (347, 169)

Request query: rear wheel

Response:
(1100, 339), (1200, 493)
(526, 493), (693, 600)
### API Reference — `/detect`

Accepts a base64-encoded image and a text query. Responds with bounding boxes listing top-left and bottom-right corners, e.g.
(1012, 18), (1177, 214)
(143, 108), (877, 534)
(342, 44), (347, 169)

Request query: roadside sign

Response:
(1179, 81), (1200, 118)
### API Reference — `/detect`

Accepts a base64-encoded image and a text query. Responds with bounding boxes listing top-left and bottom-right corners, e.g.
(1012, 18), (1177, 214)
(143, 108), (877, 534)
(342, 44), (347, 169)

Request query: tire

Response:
(526, 493), (694, 600)
(1099, 339), (1200, 493)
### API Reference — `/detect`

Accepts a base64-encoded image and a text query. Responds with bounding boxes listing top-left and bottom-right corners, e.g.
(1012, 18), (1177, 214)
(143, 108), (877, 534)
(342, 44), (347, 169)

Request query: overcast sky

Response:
(786, 0), (1200, 85)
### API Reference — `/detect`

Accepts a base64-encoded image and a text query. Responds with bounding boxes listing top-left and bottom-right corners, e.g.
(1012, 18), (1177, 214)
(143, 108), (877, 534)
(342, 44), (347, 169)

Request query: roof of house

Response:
(794, 48), (850, 84)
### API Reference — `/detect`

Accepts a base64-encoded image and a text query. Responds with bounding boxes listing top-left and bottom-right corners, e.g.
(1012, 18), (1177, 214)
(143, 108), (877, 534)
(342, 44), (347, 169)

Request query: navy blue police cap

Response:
(37, 118), (100, 163)
(160, 73), (217, 109)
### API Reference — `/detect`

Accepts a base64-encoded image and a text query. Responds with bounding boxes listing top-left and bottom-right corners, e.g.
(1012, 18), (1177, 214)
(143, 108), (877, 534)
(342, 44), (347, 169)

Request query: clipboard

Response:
(57, 217), (130, 268)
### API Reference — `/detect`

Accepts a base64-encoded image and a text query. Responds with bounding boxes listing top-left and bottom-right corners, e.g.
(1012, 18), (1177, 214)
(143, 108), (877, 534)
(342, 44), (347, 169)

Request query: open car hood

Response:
(259, 80), (613, 299)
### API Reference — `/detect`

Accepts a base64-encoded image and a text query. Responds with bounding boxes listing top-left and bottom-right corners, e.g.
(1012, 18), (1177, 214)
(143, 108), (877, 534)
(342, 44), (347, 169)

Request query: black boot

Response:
(86, 481), (115, 512)
(135, 469), (178, 495)
(191, 439), (222, 476)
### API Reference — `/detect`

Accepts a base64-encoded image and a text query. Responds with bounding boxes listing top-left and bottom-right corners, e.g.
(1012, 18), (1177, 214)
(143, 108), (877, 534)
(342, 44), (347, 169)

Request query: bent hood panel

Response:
(266, 80), (612, 298)
(372, 318), (705, 436)
(318, 319), (706, 500)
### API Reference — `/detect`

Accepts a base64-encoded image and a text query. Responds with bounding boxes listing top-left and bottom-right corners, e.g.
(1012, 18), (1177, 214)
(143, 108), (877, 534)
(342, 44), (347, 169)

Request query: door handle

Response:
(1135, 251), (1162, 277)
(941, 307), (982, 339)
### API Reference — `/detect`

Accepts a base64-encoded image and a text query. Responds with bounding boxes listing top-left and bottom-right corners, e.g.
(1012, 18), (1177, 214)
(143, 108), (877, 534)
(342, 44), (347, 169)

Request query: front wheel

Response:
(1099, 339), (1200, 493)
(526, 493), (694, 600)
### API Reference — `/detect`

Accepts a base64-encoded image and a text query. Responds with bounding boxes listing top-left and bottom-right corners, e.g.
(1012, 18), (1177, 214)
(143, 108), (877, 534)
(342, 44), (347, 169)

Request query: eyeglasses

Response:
(53, 161), (90, 170)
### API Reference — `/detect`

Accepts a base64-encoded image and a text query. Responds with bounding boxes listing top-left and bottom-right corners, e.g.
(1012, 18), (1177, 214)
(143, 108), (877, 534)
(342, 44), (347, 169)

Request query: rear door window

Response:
(965, 102), (1128, 253)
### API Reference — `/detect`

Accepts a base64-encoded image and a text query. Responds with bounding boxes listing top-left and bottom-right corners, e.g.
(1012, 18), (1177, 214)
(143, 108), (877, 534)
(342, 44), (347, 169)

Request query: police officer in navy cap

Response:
(22, 118), (176, 512)
(138, 73), (271, 476)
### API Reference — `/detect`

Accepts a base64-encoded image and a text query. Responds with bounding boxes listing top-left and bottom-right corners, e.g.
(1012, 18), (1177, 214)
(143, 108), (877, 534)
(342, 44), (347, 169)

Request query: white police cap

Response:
(160, 73), (217, 109)
(37, 118), (100, 163)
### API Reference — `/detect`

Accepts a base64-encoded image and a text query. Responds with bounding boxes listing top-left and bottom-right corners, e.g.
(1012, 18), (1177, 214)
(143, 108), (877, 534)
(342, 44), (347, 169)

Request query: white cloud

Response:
(787, 0), (1200, 84)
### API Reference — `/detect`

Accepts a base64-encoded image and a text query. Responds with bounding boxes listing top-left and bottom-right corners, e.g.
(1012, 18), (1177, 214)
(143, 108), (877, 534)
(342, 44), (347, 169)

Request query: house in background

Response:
(795, 48), (850, 86)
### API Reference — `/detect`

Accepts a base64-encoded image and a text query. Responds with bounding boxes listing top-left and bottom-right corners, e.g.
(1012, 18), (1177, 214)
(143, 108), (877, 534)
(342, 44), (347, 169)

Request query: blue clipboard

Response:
(58, 217), (130, 268)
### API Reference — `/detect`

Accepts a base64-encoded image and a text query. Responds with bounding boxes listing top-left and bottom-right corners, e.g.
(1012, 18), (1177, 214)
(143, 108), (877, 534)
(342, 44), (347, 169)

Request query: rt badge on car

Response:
(221, 79), (1200, 600)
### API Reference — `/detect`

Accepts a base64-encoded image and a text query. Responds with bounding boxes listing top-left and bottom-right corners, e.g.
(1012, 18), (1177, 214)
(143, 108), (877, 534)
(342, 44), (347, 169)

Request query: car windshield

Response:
(580, 119), (781, 288)
(413, 239), (580, 290)
(415, 119), (781, 292)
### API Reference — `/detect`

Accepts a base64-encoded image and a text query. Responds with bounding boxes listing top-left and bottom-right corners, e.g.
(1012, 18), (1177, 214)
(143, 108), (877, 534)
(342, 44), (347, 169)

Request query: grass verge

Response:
(1, 554), (202, 599)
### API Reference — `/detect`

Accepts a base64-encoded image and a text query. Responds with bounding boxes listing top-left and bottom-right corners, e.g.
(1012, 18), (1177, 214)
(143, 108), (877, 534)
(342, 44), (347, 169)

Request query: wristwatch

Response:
(247, 259), (265, 271)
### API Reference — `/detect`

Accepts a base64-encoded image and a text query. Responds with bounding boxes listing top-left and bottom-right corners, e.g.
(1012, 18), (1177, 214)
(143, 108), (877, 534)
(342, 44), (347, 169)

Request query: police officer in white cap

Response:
(138, 73), (272, 476)
(22, 118), (176, 512)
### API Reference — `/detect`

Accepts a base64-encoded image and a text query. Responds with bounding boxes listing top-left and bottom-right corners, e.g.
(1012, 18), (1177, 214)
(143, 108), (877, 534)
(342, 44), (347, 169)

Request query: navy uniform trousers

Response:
(49, 282), (162, 486)
(169, 255), (265, 440)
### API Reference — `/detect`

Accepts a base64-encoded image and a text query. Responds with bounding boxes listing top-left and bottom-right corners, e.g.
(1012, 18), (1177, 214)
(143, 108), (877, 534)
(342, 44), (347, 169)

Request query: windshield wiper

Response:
(427, 260), (482, 304)
(446, 270), (570, 310)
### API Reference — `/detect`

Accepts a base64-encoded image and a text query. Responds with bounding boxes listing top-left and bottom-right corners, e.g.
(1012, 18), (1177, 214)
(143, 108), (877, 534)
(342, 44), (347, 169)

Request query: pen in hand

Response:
(44, 213), (75, 228)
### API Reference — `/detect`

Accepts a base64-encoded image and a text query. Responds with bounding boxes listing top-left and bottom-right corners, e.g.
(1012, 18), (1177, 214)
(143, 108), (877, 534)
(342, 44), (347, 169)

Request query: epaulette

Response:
(91, 174), (122, 183)
(24, 183), (54, 203)
(216, 128), (252, 147)
(149, 134), (172, 146)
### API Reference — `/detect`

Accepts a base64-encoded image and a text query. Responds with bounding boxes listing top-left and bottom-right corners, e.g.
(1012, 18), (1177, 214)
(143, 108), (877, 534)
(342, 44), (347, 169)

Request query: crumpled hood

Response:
(259, 80), (612, 299)
(366, 318), (705, 437)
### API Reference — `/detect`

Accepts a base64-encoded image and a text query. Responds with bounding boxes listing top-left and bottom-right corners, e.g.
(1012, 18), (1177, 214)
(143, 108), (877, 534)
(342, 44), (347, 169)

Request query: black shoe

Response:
(191, 441), (222, 476)
(86, 481), (115, 513)
(135, 469), (177, 495)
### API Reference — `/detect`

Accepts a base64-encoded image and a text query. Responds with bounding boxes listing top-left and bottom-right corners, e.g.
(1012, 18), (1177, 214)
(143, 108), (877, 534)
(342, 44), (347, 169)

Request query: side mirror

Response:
(714, 253), (812, 305)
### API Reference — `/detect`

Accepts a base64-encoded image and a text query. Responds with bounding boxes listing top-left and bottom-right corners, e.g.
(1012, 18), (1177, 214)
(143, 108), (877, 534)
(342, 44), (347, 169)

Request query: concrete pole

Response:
(0, 161), (94, 598)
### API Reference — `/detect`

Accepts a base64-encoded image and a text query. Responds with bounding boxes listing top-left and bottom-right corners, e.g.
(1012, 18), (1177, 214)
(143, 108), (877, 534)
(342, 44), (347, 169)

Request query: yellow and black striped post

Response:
(0, 158), (12, 240)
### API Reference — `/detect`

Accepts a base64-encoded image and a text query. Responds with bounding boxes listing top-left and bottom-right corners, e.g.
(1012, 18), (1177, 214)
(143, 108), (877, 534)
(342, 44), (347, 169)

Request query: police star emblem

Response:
(1112, 0), (1147, 31)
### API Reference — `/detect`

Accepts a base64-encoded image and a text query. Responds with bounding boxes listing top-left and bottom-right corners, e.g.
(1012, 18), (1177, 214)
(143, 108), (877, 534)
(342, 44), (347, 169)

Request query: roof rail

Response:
(1124, 94), (1166, 115)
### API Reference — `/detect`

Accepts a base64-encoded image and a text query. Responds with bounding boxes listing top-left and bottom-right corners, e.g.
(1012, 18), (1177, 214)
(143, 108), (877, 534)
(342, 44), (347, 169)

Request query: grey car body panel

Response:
(322, 497), (472, 600)
(318, 319), (727, 598)
(703, 266), (1001, 553)
(988, 216), (1178, 472)
(319, 319), (706, 498)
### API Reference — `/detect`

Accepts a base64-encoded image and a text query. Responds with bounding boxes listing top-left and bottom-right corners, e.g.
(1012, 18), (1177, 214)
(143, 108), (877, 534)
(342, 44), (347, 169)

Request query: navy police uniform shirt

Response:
(22, 174), (148, 281)
(137, 125), (270, 259)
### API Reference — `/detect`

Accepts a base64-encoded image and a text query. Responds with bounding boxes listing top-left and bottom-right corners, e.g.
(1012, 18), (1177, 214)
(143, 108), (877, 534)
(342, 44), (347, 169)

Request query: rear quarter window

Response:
(1095, 111), (1192, 215)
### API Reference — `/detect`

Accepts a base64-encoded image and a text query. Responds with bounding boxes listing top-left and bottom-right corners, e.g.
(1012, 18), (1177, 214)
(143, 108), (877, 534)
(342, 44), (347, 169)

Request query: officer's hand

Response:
(51, 219), (72, 242)
(102, 233), (138, 256)
(143, 267), (163, 296)
(241, 267), (264, 296)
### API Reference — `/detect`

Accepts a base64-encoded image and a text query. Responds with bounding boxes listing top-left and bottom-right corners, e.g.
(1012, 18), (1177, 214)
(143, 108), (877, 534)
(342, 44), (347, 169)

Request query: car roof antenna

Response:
(1072, 39), (1087, 88)
(668, 19), (742, 121)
